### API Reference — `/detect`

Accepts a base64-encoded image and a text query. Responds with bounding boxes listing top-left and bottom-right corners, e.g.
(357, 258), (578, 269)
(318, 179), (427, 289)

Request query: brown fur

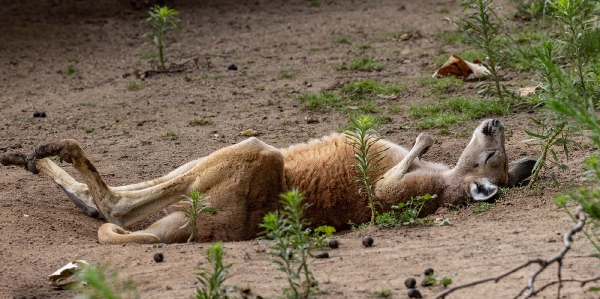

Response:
(0, 119), (535, 244)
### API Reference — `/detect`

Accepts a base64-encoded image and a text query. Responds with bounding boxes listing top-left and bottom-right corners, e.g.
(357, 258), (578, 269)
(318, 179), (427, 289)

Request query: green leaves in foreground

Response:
(345, 116), (389, 225)
(73, 264), (139, 299)
(195, 242), (232, 299)
(260, 189), (323, 299)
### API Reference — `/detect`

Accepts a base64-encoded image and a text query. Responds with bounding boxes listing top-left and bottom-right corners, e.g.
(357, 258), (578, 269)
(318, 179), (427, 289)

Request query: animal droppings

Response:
(153, 252), (164, 263)
(362, 236), (374, 247)
(315, 252), (329, 259)
(228, 64), (238, 71)
(33, 111), (46, 118)
(404, 277), (416, 288)
(328, 239), (339, 249)
(424, 268), (434, 276)
(408, 289), (422, 298)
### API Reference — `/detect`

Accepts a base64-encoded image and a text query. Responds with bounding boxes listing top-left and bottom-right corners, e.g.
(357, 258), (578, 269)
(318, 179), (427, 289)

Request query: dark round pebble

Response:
(404, 277), (416, 289)
(328, 239), (339, 249)
(424, 268), (434, 276)
(33, 111), (46, 118)
(362, 236), (374, 247)
(153, 252), (164, 263)
(408, 289), (422, 298)
(315, 252), (329, 259)
(227, 64), (238, 71)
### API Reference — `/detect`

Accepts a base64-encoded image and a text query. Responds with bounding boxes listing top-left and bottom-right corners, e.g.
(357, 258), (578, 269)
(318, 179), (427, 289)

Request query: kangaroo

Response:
(0, 119), (535, 244)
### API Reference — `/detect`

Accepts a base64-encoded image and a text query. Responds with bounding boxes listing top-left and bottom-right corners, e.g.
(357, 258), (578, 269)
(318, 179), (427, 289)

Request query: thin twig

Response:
(530, 276), (600, 296)
(435, 207), (586, 299)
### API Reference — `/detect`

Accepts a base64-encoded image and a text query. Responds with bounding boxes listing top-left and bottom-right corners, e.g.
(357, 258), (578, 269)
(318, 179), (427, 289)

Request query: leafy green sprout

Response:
(260, 189), (322, 299)
(472, 202), (493, 213)
(371, 289), (392, 297)
(426, 274), (454, 287)
(345, 116), (389, 225)
(459, 0), (507, 101)
(85, 128), (95, 134)
(72, 264), (139, 299)
(181, 190), (217, 243)
(144, 5), (182, 70)
(166, 130), (179, 139)
(195, 242), (232, 299)
(192, 118), (213, 126)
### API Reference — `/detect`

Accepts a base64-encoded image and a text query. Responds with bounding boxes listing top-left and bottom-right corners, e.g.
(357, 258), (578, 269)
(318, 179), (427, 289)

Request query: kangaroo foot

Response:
(1, 152), (39, 174)
(28, 140), (81, 164)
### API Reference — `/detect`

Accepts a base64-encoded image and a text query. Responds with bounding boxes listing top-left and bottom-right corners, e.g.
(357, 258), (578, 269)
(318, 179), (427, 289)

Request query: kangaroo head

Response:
(454, 119), (533, 201)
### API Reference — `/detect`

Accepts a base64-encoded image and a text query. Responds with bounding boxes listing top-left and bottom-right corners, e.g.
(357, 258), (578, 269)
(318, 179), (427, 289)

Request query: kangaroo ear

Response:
(469, 178), (498, 201)
(507, 159), (537, 187)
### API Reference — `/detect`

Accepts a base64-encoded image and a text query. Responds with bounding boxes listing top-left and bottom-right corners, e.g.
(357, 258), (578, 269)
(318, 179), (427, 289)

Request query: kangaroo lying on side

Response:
(0, 119), (535, 244)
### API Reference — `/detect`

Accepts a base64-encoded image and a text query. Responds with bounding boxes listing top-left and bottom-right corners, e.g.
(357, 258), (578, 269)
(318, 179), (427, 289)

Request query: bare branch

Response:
(530, 276), (600, 296)
(435, 207), (586, 299)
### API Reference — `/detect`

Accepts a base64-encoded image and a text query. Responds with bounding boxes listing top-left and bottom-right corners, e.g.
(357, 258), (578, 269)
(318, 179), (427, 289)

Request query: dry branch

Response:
(435, 206), (587, 299)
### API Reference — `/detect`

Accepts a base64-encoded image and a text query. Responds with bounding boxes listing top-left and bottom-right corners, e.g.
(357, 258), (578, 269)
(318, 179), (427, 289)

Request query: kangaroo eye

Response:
(474, 163), (479, 168)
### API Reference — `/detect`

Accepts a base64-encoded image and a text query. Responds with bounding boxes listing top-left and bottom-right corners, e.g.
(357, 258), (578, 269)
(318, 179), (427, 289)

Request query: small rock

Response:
(33, 111), (46, 118)
(228, 64), (238, 71)
(424, 268), (434, 276)
(315, 252), (329, 259)
(408, 289), (422, 298)
(303, 116), (319, 124)
(328, 239), (339, 249)
(362, 236), (374, 247)
(404, 278), (416, 288)
(153, 252), (164, 263)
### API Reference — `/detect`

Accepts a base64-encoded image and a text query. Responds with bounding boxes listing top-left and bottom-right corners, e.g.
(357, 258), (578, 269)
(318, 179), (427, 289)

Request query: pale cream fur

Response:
(1, 119), (534, 244)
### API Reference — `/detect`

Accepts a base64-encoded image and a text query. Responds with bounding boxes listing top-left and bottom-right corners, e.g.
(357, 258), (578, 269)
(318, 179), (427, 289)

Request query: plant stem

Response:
(527, 122), (565, 188)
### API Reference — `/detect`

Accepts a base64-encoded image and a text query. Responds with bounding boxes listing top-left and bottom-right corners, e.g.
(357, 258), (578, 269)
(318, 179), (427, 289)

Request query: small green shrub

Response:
(195, 242), (231, 299)
(333, 37), (350, 44)
(192, 118), (213, 126)
(383, 194), (436, 226)
(472, 202), (493, 213)
(299, 91), (343, 111)
(340, 55), (384, 72)
(72, 264), (139, 299)
(409, 97), (509, 129)
(144, 5), (182, 70)
(85, 128), (95, 134)
(166, 130), (179, 139)
(260, 189), (323, 298)
(181, 190), (216, 242)
(345, 116), (389, 225)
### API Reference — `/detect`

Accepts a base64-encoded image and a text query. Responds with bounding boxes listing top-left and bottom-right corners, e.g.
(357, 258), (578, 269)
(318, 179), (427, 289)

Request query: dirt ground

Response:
(0, 0), (598, 298)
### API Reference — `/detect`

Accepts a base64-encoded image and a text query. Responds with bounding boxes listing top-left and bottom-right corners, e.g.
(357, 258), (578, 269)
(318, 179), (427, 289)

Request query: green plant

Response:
(344, 116), (389, 225)
(166, 130), (179, 139)
(425, 274), (454, 287)
(181, 190), (216, 242)
(358, 44), (372, 50)
(333, 37), (350, 44)
(195, 242), (231, 299)
(459, 0), (507, 100)
(260, 189), (322, 298)
(85, 128), (95, 134)
(409, 97), (509, 129)
(299, 91), (342, 111)
(388, 106), (402, 114)
(340, 79), (404, 101)
(472, 202), (493, 213)
(340, 55), (384, 72)
(72, 264), (139, 299)
(371, 289), (392, 297)
(127, 81), (143, 91)
(309, 0), (320, 7)
(347, 220), (370, 231)
(144, 5), (182, 70)
(281, 70), (293, 78)
(393, 194), (435, 225)
(63, 65), (77, 76)
(192, 118), (213, 126)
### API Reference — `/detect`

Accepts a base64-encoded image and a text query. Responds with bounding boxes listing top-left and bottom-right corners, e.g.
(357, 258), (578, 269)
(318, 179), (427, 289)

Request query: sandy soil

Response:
(0, 0), (597, 298)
